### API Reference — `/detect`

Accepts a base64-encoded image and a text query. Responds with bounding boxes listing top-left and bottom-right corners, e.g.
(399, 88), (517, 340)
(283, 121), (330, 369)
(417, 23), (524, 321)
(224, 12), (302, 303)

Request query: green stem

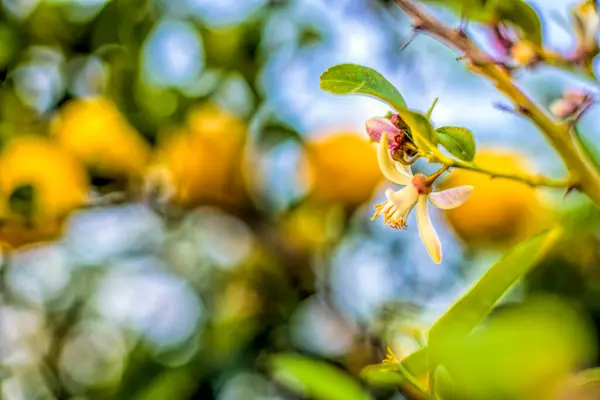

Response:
(393, 0), (600, 206)
(397, 363), (433, 400)
(448, 159), (569, 188)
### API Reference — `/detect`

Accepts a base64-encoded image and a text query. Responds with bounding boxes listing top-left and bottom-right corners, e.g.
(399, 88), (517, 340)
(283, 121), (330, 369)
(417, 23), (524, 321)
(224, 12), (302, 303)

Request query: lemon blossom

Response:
(573, 0), (600, 53)
(371, 133), (473, 264)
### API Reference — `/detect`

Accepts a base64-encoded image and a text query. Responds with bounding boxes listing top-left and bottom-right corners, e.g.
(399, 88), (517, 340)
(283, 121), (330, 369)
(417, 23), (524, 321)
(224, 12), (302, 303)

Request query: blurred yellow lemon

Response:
(281, 201), (344, 251)
(148, 103), (248, 207)
(302, 133), (382, 206)
(442, 148), (546, 247)
(0, 135), (89, 248)
(51, 96), (151, 180)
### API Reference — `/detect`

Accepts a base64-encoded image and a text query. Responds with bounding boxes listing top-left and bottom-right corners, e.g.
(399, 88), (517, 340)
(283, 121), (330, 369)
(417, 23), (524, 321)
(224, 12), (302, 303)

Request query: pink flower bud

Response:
(550, 99), (579, 119)
(365, 117), (404, 151)
(564, 89), (588, 106)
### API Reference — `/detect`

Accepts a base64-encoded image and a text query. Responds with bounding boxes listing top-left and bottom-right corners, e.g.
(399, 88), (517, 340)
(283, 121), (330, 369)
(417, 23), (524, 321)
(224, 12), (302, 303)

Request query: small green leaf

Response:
(269, 354), (372, 400)
(491, 0), (543, 45)
(435, 126), (476, 161)
(400, 348), (430, 378)
(419, 0), (488, 21)
(428, 228), (562, 365)
(398, 109), (439, 150)
(433, 366), (462, 400)
(426, 97), (439, 120)
(320, 64), (407, 110)
(361, 364), (406, 388)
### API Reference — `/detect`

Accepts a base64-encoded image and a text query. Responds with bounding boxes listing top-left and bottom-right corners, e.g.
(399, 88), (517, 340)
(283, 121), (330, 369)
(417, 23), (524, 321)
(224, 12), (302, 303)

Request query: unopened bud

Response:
(564, 89), (588, 105)
(550, 99), (579, 119)
(365, 117), (404, 151)
(389, 114), (408, 130)
(550, 89), (590, 119)
(510, 41), (538, 66)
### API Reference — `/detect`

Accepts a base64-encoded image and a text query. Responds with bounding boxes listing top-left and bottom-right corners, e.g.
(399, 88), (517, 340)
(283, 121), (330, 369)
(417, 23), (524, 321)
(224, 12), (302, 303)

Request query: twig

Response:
(392, 0), (600, 206)
(447, 159), (569, 188)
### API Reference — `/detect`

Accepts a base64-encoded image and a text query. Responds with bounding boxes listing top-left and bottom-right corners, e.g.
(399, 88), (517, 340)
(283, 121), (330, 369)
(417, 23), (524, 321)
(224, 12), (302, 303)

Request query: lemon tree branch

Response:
(393, 0), (600, 205)
(447, 159), (569, 188)
(539, 48), (597, 82)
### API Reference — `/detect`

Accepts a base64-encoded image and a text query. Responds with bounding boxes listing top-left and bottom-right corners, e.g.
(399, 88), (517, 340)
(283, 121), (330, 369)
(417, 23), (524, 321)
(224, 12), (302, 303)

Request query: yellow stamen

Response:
(382, 346), (400, 364)
(372, 200), (408, 230)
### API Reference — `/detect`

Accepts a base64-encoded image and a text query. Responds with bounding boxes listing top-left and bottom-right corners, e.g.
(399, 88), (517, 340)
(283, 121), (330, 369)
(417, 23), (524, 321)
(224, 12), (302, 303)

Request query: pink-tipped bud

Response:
(365, 117), (404, 151)
(550, 89), (590, 119)
(550, 98), (579, 119)
(564, 89), (588, 106)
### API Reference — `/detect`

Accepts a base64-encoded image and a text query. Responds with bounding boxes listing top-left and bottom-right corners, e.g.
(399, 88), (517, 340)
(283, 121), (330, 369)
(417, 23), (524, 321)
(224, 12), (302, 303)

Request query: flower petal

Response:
(378, 133), (412, 185)
(395, 160), (413, 177)
(366, 117), (402, 145)
(417, 195), (442, 264)
(388, 184), (419, 213)
(428, 186), (473, 210)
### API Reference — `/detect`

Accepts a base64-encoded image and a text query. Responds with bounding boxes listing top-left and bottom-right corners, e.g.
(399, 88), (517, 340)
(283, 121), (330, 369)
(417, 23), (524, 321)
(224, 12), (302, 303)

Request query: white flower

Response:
(573, 0), (600, 52)
(372, 133), (473, 264)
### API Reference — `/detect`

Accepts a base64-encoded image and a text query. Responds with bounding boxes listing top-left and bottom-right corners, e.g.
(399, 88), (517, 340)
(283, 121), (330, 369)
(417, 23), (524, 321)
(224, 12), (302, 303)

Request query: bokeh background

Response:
(0, 0), (600, 399)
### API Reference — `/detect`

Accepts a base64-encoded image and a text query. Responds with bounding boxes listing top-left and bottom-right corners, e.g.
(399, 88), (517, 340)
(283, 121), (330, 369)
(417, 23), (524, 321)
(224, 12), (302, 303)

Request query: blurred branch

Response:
(539, 48), (597, 82)
(392, 0), (600, 205)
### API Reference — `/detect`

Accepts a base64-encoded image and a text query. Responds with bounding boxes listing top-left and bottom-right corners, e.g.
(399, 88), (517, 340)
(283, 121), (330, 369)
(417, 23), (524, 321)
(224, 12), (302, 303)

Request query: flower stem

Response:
(396, 362), (434, 400)
(424, 165), (450, 185)
(392, 0), (600, 206)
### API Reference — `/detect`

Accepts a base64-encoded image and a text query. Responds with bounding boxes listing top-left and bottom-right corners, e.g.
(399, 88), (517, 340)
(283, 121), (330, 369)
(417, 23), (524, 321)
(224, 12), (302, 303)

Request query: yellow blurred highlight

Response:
(51, 96), (151, 180)
(148, 103), (248, 207)
(301, 133), (382, 206)
(511, 41), (538, 65)
(281, 202), (344, 251)
(0, 135), (89, 248)
(442, 148), (547, 247)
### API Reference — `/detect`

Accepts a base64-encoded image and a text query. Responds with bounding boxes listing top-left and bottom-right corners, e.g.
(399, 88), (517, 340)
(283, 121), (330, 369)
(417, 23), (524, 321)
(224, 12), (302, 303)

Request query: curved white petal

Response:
(378, 133), (412, 186)
(394, 161), (413, 177)
(387, 184), (419, 214)
(416, 196), (442, 264)
(428, 186), (473, 210)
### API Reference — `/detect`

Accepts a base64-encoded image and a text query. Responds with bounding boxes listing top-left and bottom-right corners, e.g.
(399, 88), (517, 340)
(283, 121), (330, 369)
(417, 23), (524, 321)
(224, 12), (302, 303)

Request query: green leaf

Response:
(435, 126), (476, 161)
(428, 228), (562, 365)
(320, 64), (407, 110)
(439, 296), (595, 399)
(419, 0), (542, 45)
(320, 64), (439, 152)
(426, 97), (439, 120)
(419, 0), (488, 20)
(491, 0), (543, 45)
(361, 364), (406, 388)
(397, 109), (439, 150)
(400, 348), (430, 378)
(269, 354), (372, 400)
(433, 366), (462, 400)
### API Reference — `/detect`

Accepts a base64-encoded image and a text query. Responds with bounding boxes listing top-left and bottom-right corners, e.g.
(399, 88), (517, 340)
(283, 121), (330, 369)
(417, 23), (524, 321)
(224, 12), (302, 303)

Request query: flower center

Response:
(411, 174), (432, 195)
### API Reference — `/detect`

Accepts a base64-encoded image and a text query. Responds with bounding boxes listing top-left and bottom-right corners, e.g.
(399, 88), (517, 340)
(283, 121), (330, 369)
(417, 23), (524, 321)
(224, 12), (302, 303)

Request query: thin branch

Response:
(447, 159), (569, 188)
(392, 0), (600, 205)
